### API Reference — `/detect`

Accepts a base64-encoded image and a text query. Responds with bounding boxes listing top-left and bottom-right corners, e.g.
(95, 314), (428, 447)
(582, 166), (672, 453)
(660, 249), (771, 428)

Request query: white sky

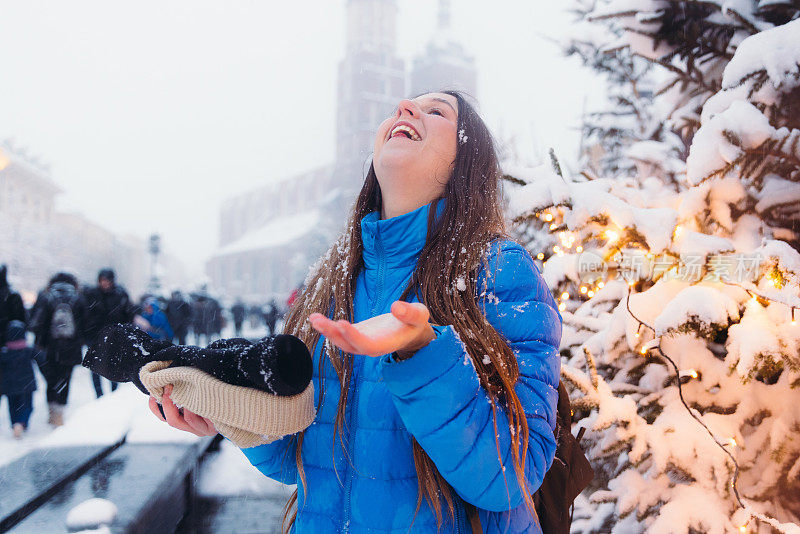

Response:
(0, 1), (598, 276)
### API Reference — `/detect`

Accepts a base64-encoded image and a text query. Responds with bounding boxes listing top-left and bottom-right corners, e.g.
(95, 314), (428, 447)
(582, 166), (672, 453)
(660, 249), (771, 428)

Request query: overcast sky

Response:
(0, 1), (598, 276)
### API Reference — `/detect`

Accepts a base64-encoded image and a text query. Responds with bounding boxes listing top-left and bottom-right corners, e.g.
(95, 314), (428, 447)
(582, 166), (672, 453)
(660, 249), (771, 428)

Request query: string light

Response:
(597, 281), (604, 288)
(536, 252), (545, 260)
(561, 292), (570, 300)
(604, 229), (620, 243)
(580, 285), (588, 294)
(679, 369), (700, 380)
(559, 302), (567, 312)
(550, 223), (558, 230)
(624, 292), (754, 527)
(544, 213), (553, 222)
(576, 245), (584, 253)
(587, 290), (595, 298)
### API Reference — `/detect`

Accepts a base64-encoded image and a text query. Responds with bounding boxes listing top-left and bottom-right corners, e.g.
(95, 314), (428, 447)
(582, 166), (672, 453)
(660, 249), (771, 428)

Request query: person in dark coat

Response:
(83, 268), (136, 398)
(0, 264), (27, 345)
(165, 291), (192, 345)
(231, 299), (246, 337)
(30, 272), (87, 426)
(0, 320), (40, 438)
(262, 299), (279, 336)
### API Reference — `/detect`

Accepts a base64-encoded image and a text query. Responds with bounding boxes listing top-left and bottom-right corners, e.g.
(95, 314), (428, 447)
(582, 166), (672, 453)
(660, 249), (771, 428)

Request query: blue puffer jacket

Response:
(241, 201), (562, 533)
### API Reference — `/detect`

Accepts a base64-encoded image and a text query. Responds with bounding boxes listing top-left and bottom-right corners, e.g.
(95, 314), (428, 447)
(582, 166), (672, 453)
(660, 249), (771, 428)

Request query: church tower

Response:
(409, 0), (477, 98)
(335, 0), (406, 188)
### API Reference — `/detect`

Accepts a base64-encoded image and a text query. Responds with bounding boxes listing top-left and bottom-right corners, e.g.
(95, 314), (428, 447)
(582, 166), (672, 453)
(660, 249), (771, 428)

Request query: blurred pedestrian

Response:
(29, 272), (86, 426)
(231, 299), (246, 337)
(0, 264), (26, 345)
(166, 290), (192, 345)
(0, 320), (39, 438)
(140, 298), (173, 341)
(262, 299), (279, 336)
(83, 268), (136, 398)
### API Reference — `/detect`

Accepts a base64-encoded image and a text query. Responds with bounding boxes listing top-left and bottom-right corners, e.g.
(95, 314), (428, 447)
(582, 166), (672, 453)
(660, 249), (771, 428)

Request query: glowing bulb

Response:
(561, 292), (570, 300)
(553, 246), (560, 253)
(689, 370), (698, 379)
(536, 252), (545, 260)
(674, 225), (682, 237)
(580, 286), (588, 294)
(729, 437), (737, 447)
(576, 246), (583, 253)
(544, 213), (553, 222)
(628, 280), (636, 287)
(597, 281), (605, 288)
(549, 223), (557, 230)
(640, 346), (648, 355)
(587, 290), (595, 298)
(604, 230), (620, 243)
(558, 302), (567, 312)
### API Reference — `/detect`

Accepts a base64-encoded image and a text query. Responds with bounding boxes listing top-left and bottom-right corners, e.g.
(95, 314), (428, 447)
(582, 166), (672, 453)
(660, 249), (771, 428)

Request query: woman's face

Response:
(372, 93), (459, 203)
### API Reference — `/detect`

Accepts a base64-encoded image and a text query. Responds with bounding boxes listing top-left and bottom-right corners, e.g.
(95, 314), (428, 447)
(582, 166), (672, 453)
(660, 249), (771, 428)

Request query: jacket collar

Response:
(360, 199), (445, 270)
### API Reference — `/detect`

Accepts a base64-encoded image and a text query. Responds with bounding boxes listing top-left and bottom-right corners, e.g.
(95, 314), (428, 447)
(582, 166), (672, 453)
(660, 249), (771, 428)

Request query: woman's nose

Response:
(395, 99), (420, 119)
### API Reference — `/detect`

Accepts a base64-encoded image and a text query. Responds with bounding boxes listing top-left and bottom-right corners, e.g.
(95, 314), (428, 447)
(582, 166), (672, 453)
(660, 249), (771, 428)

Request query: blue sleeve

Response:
(237, 434), (299, 485)
(380, 241), (561, 512)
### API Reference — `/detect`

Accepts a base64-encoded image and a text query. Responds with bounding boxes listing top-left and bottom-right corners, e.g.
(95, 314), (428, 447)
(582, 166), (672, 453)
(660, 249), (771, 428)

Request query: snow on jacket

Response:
(240, 201), (562, 533)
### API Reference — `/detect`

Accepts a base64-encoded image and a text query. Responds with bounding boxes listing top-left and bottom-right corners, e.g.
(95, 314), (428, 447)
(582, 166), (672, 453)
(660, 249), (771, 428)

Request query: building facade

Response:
(0, 142), (150, 301)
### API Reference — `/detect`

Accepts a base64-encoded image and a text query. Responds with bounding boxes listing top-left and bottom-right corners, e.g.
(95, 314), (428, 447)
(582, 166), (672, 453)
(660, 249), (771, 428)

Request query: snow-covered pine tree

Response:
(504, 1), (800, 532)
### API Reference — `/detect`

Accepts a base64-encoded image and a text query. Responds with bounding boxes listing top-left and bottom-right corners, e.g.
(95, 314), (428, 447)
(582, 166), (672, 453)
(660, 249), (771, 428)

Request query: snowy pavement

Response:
(0, 326), (294, 532)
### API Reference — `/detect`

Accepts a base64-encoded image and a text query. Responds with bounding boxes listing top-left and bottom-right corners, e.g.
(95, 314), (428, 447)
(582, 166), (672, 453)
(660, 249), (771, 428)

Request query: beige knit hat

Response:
(140, 360), (316, 448)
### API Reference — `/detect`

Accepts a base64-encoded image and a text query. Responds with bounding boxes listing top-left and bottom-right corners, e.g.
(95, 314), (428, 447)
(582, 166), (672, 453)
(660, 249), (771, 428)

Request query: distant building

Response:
(207, 166), (336, 300)
(0, 141), (152, 300)
(409, 0), (478, 98)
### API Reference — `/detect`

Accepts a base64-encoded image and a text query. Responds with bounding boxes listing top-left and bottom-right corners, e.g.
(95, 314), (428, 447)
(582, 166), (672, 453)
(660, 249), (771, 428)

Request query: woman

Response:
(152, 91), (562, 533)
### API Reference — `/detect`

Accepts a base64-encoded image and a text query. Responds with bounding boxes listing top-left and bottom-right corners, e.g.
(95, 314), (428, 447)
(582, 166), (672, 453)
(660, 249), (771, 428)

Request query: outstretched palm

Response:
(308, 301), (435, 358)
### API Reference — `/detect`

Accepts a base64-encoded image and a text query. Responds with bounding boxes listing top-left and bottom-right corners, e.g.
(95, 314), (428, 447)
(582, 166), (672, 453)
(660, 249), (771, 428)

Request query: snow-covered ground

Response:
(0, 321), (288, 493)
(0, 364), (101, 466)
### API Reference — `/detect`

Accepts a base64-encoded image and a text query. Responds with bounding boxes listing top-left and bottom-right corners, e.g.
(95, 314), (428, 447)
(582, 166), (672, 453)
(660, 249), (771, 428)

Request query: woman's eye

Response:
(428, 108), (443, 116)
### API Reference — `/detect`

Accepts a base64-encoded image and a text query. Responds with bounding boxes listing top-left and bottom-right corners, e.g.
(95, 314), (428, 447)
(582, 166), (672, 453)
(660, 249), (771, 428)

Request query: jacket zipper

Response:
(454, 499), (464, 534)
(343, 228), (387, 532)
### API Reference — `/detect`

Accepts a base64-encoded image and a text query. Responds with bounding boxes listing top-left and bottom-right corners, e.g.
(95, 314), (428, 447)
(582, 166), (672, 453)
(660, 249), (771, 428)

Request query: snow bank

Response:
(196, 439), (293, 497)
(37, 385), (141, 448)
(66, 498), (117, 532)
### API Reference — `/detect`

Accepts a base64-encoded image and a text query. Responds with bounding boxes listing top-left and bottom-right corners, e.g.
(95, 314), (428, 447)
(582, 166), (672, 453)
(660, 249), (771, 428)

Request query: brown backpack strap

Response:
(464, 502), (483, 534)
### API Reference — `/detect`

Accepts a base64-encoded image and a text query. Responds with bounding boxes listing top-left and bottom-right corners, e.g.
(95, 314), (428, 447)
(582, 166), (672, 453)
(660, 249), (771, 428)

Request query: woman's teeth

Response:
(390, 124), (421, 140)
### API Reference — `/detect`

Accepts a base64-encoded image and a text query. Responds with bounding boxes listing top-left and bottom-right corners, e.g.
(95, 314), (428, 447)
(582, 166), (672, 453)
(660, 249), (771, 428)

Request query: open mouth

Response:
(389, 123), (421, 141)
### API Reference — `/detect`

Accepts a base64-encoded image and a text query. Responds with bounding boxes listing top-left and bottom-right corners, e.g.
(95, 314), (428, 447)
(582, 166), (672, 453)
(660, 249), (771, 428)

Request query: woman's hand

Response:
(148, 384), (217, 437)
(308, 301), (436, 358)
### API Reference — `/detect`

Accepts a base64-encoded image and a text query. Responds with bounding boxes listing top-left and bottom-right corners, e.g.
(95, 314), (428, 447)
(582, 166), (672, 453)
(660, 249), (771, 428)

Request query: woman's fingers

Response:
(309, 316), (356, 352)
(391, 301), (429, 325)
(183, 408), (217, 436)
(161, 386), (201, 435)
(151, 386), (214, 437)
(148, 396), (166, 422)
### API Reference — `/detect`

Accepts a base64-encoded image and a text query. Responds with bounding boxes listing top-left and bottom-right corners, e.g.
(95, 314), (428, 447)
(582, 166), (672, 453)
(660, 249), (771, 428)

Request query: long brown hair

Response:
(280, 90), (537, 530)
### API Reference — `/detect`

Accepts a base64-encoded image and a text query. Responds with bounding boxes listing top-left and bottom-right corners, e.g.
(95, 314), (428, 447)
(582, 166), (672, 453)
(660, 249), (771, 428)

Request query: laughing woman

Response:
(154, 91), (562, 533)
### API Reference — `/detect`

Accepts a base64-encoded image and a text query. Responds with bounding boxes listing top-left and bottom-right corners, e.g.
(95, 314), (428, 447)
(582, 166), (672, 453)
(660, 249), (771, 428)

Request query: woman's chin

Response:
(374, 147), (422, 172)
